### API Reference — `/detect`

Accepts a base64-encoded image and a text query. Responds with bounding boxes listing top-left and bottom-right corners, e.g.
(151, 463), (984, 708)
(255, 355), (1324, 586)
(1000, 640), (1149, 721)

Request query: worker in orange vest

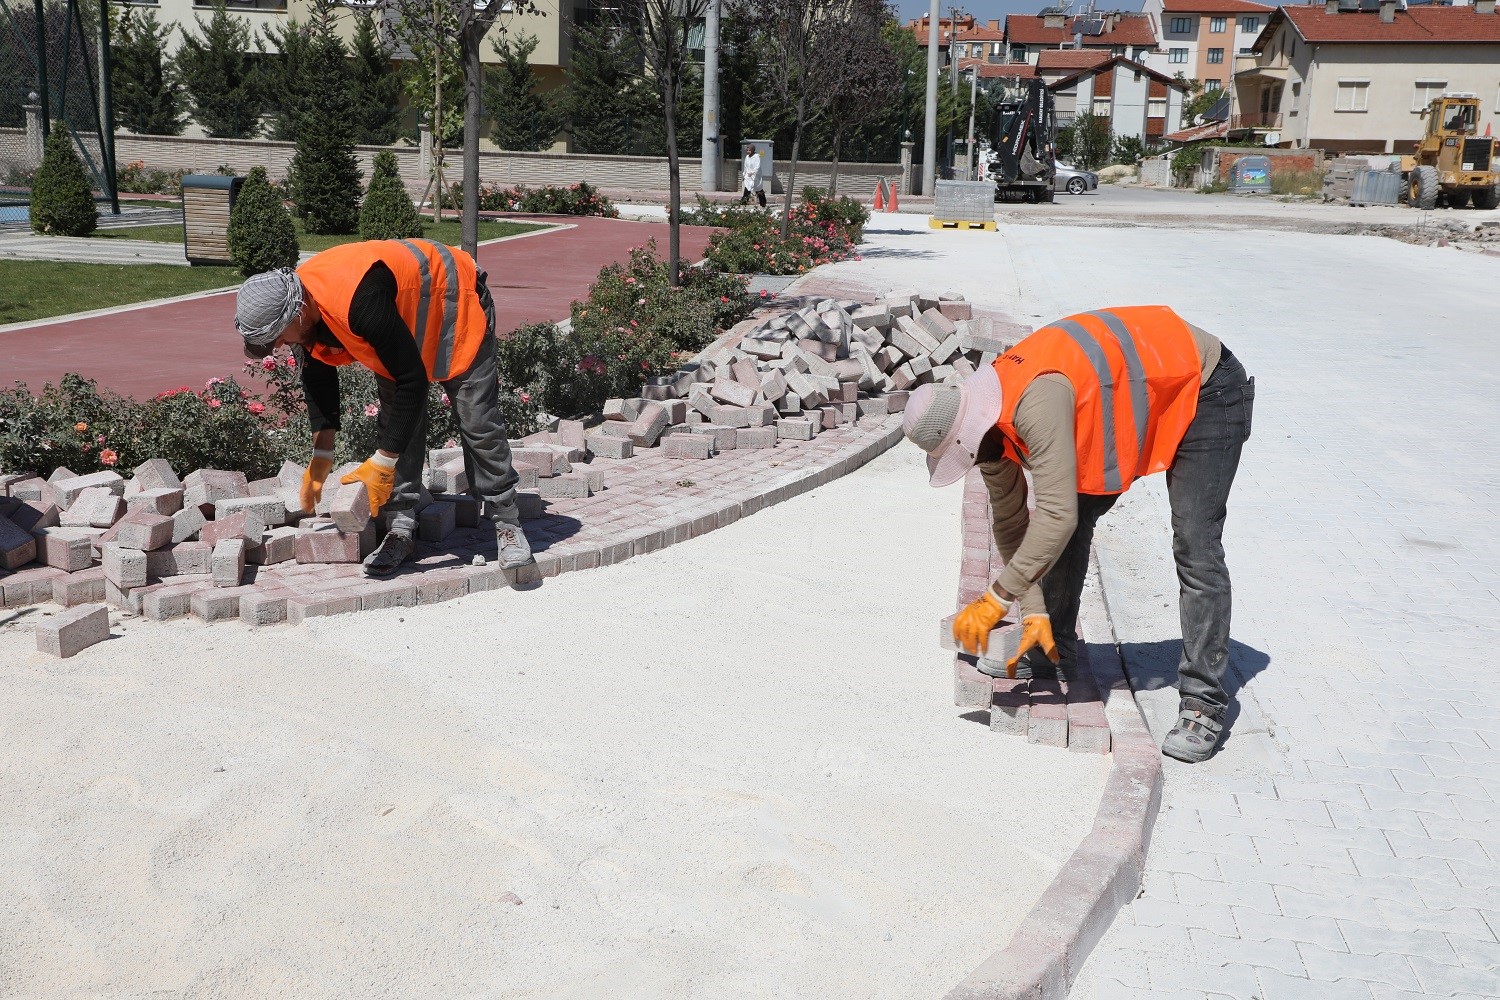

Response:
(233, 239), (533, 575)
(903, 306), (1254, 763)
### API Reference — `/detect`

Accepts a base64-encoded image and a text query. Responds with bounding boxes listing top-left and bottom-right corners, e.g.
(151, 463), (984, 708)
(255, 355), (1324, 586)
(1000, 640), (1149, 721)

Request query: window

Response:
(1169, 16), (1192, 33)
(1336, 79), (1369, 112)
(1207, 48), (1224, 64)
(1412, 80), (1446, 113)
(991, 42), (1003, 56)
(1241, 16), (1259, 32)
(1239, 47), (1255, 55)
(1148, 97), (1167, 117)
(1011, 44), (1029, 61)
(1092, 97), (1112, 116)
(1170, 47), (1188, 64)
(1210, 16), (1226, 32)
(1205, 79), (1222, 92)
(1290, 81), (1301, 116)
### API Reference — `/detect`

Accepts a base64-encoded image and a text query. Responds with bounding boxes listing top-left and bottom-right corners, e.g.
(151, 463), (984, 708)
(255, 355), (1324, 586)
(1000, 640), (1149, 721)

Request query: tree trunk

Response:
(665, 71), (681, 287)
(460, 15), (484, 258)
(828, 128), (844, 199)
(782, 97), (805, 239)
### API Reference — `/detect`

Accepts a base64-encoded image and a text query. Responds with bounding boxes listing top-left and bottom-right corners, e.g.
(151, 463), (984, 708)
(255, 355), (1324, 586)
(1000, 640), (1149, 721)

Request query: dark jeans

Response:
(1026, 348), (1254, 716)
(740, 188), (767, 207)
(377, 271), (521, 536)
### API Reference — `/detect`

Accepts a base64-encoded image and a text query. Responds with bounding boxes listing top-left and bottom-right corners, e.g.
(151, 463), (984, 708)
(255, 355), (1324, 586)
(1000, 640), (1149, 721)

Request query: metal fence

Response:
(0, 0), (117, 211)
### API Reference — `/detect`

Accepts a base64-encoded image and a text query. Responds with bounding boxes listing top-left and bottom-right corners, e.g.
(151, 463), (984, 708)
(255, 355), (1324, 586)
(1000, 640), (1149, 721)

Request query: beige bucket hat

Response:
(901, 365), (1004, 487)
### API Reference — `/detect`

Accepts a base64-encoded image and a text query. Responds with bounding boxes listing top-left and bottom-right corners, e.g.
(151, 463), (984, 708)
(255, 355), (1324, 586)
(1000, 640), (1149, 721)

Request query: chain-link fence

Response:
(0, 0), (117, 213)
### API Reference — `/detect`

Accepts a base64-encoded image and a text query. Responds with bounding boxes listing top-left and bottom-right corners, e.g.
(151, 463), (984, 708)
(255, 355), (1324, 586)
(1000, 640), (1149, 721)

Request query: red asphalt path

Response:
(1, 215), (717, 400)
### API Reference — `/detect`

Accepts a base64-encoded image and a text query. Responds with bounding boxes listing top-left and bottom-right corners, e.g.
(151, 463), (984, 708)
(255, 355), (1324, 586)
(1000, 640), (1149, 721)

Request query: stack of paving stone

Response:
(589, 289), (1015, 460)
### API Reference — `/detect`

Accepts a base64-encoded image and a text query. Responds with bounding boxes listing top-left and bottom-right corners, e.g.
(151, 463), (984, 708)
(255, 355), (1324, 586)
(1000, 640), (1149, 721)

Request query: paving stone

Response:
(627, 403), (670, 448)
(418, 501), (456, 542)
(346, 580), (418, 611)
(3, 566), (63, 607)
(211, 538), (246, 587)
(53, 567), (105, 607)
(34, 603), (110, 658)
(285, 592), (359, 623)
(183, 469), (249, 512)
(0, 515), (37, 570)
(989, 678), (1029, 736)
(113, 511), (174, 552)
(587, 433), (634, 460)
(191, 585), (256, 622)
(126, 487), (184, 516)
(246, 476), (283, 497)
(132, 458), (181, 491)
(295, 519), (360, 564)
(1026, 679), (1068, 747)
(663, 435), (713, 460)
(144, 577), (214, 621)
(102, 544), (148, 589)
(246, 525), (299, 565)
(147, 541), (212, 578)
(8, 500), (59, 534)
(200, 510), (266, 550)
(777, 419), (816, 441)
(537, 473), (591, 499)
(48, 471), (126, 509)
(416, 570), (469, 605)
(61, 488), (124, 528)
(36, 527), (96, 572)
(735, 427), (776, 450)
(214, 494), (288, 528)
(328, 481), (371, 533)
(1297, 943), (1419, 991)
(170, 504), (206, 543)
(710, 378), (757, 408)
(240, 588), (290, 626)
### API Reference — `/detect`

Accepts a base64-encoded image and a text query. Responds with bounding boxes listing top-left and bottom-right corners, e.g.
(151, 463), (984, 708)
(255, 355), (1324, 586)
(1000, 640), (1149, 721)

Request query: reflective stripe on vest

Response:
(993, 306), (1202, 496)
(394, 238), (462, 380)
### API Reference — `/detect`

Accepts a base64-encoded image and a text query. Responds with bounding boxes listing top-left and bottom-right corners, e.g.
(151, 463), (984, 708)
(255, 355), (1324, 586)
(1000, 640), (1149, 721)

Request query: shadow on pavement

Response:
(1116, 637), (1272, 737)
(856, 246), (941, 261)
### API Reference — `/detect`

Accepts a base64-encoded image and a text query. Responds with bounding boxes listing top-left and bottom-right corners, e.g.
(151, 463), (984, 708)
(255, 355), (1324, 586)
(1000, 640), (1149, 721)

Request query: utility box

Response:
(1228, 156), (1272, 194)
(181, 174), (244, 266)
(931, 180), (997, 230)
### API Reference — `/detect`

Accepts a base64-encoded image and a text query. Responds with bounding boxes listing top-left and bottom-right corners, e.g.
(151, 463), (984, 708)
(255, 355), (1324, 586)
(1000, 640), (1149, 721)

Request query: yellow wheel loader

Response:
(1405, 94), (1500, 210)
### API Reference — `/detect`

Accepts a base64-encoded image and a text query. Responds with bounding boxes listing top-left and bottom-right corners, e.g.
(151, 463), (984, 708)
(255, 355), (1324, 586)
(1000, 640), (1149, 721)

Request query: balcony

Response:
(1231, 112), (1283, 129)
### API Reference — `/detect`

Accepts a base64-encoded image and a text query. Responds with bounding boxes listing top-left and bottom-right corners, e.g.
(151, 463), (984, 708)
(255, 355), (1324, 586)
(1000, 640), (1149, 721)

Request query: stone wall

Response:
(109, 134), (902, 198)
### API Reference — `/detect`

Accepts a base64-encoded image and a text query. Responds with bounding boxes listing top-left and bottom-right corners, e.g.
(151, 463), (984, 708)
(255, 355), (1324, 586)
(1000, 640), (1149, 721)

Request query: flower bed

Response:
(701, 188), (868, 276)
(465, 180), (619, 218)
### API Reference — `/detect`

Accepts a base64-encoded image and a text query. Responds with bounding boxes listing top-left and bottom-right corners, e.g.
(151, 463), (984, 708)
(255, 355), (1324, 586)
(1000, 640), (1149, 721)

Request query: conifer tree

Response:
(485, 32), (562, 151)
(349, 15), (403, 146)
(227, 166), (299, 276)
(288, 3), (362, 235)
(559, 20), (651, 155)
(111, 7), (186, 135)
(359, 151), (423, 240)
(260, 18), (319, 141)
(175, 1), (264, 138)
(30, 127), (98, 237)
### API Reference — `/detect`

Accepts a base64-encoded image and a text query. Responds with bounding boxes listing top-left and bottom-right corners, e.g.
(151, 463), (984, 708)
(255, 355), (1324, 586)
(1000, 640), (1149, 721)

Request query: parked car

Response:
(1054, 163), (1098, 195)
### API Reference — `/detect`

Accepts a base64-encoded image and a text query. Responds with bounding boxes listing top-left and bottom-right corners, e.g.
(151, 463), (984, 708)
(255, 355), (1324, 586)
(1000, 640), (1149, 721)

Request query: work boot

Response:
(496, 518), (533, 570)
(1162, 703), (1224, 763)
(362, 530), (415, 577)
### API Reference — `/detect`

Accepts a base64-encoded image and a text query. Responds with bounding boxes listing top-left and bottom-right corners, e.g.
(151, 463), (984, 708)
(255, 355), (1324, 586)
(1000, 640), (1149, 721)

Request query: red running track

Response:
(1, 216), (717, 400)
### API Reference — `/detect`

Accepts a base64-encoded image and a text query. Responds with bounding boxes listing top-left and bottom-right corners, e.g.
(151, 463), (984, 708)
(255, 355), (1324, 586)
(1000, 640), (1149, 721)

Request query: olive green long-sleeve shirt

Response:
(978, 325), (1221, 615)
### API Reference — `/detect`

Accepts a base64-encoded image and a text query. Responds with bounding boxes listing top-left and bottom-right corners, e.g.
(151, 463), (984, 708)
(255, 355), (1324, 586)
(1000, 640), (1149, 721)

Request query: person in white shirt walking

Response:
(740, 144), (766, 207)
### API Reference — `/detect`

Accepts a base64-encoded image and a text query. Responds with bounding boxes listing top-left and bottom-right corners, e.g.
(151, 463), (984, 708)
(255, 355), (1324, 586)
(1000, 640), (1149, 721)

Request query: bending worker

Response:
(902, 306), (1253, 763)
(233, 239), (533, 575)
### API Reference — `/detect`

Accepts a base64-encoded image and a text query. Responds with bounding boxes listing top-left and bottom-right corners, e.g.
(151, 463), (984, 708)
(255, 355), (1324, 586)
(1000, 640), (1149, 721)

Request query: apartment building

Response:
(1002, 9), (1158, 66)
(1141, 0), (1275, 94)
(1237, 0), (1500, 153)
(1048, 56), (1188, 141)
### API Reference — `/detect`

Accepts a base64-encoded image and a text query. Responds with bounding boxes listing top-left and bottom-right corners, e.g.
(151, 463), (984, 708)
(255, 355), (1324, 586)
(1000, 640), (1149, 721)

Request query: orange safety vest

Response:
(994, 306), (1202, 495)
(297, 239), (487, 382)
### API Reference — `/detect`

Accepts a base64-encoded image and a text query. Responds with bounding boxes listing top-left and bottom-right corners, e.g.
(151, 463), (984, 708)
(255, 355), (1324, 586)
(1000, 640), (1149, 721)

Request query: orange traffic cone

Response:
(887, 183), (900, 213)
(873, 178), (887, 211)
(1487, 123), (1493, 137)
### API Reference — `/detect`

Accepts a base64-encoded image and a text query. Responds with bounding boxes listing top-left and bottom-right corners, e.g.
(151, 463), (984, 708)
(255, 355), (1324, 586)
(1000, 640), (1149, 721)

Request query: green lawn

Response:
(0, 260), (240, 325)
(94, 218), (548, 252)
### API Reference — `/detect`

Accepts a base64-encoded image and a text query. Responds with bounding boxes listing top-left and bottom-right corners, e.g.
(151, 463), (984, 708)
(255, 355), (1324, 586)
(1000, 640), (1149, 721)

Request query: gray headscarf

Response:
(235, 268), (305, 347)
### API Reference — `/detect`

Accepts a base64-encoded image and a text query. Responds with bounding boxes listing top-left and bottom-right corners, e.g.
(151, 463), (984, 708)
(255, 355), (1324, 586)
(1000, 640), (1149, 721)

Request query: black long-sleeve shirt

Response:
(300, 262), (428, 454)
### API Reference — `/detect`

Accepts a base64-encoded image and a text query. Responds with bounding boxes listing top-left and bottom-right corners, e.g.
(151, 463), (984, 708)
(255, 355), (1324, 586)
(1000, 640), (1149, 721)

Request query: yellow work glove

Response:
(953, 590), (1010, 657)
(300, 450), (334, 513)
(1007, 614), (1061, 674)
(341, 453), (397, 517)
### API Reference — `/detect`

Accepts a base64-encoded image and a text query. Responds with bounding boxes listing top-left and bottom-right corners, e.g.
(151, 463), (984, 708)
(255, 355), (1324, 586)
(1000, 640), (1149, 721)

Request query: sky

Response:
(889, 0), (1147, 22)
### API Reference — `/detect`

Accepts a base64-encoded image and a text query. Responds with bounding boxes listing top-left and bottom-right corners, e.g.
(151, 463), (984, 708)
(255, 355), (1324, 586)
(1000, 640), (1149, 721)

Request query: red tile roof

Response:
(957, 59), (1040, 79)
(1005, 12), (1158, 47)
(954, 25), (1007, 42)
(1047, 56), (1191, 93)
(1162, 0), (1273, 13)
(1163, 120), (1229, 143)
(1276, 4), (1500, 44)
(1036, 49), (1114, 71)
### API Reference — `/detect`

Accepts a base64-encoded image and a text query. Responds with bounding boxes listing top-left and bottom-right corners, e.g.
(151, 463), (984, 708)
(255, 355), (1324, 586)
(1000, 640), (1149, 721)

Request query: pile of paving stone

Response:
(587, 288), (1012, 461)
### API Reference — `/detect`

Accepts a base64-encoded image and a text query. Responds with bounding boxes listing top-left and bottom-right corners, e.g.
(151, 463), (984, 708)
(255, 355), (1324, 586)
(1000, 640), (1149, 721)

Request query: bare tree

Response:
(814, 0), (900, 198)
(608, 0), (709, 287)
(384, 0), (541, 257)
(735, 0), (873, 235)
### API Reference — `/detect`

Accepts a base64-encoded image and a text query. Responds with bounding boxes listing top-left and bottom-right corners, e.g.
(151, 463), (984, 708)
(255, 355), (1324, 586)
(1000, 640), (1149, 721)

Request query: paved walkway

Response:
(811, 214), (1500, 999)
(0, 215), (716, 400)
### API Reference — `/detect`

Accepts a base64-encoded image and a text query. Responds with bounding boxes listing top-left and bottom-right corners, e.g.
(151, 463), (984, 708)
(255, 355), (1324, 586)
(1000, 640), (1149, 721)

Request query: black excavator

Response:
(987, 79), (1058, 203)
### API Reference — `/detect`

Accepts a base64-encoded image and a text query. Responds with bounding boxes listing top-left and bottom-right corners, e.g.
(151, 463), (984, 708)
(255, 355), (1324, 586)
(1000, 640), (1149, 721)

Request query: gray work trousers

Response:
(1025, 347), (1254, 716)
(375, 272), (521, 536)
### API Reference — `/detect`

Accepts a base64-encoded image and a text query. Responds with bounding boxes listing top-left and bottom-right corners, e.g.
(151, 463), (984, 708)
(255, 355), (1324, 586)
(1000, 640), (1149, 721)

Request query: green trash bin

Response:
(180, 173), (244, 265)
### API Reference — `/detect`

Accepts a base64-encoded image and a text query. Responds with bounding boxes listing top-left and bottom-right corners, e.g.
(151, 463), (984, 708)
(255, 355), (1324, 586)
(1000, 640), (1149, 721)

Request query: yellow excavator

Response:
(1406, 93), (1500, 210)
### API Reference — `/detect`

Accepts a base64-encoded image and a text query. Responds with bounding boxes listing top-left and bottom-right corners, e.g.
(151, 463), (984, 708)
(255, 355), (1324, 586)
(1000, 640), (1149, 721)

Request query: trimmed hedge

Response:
(227, 166), (299, 277)
(358, 151), (423, 240)
(30, 128), (98, 237)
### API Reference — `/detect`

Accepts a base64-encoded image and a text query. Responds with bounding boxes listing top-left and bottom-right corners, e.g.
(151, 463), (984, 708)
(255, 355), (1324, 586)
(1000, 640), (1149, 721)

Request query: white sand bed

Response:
(0, 444), (1107, 999)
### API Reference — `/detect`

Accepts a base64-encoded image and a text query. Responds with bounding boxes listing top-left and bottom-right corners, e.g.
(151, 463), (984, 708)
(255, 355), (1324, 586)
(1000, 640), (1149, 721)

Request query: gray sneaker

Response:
(362, 530), (415, 577)
(1162, 706), (1224, 763)
(496, 518), (533, 569)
